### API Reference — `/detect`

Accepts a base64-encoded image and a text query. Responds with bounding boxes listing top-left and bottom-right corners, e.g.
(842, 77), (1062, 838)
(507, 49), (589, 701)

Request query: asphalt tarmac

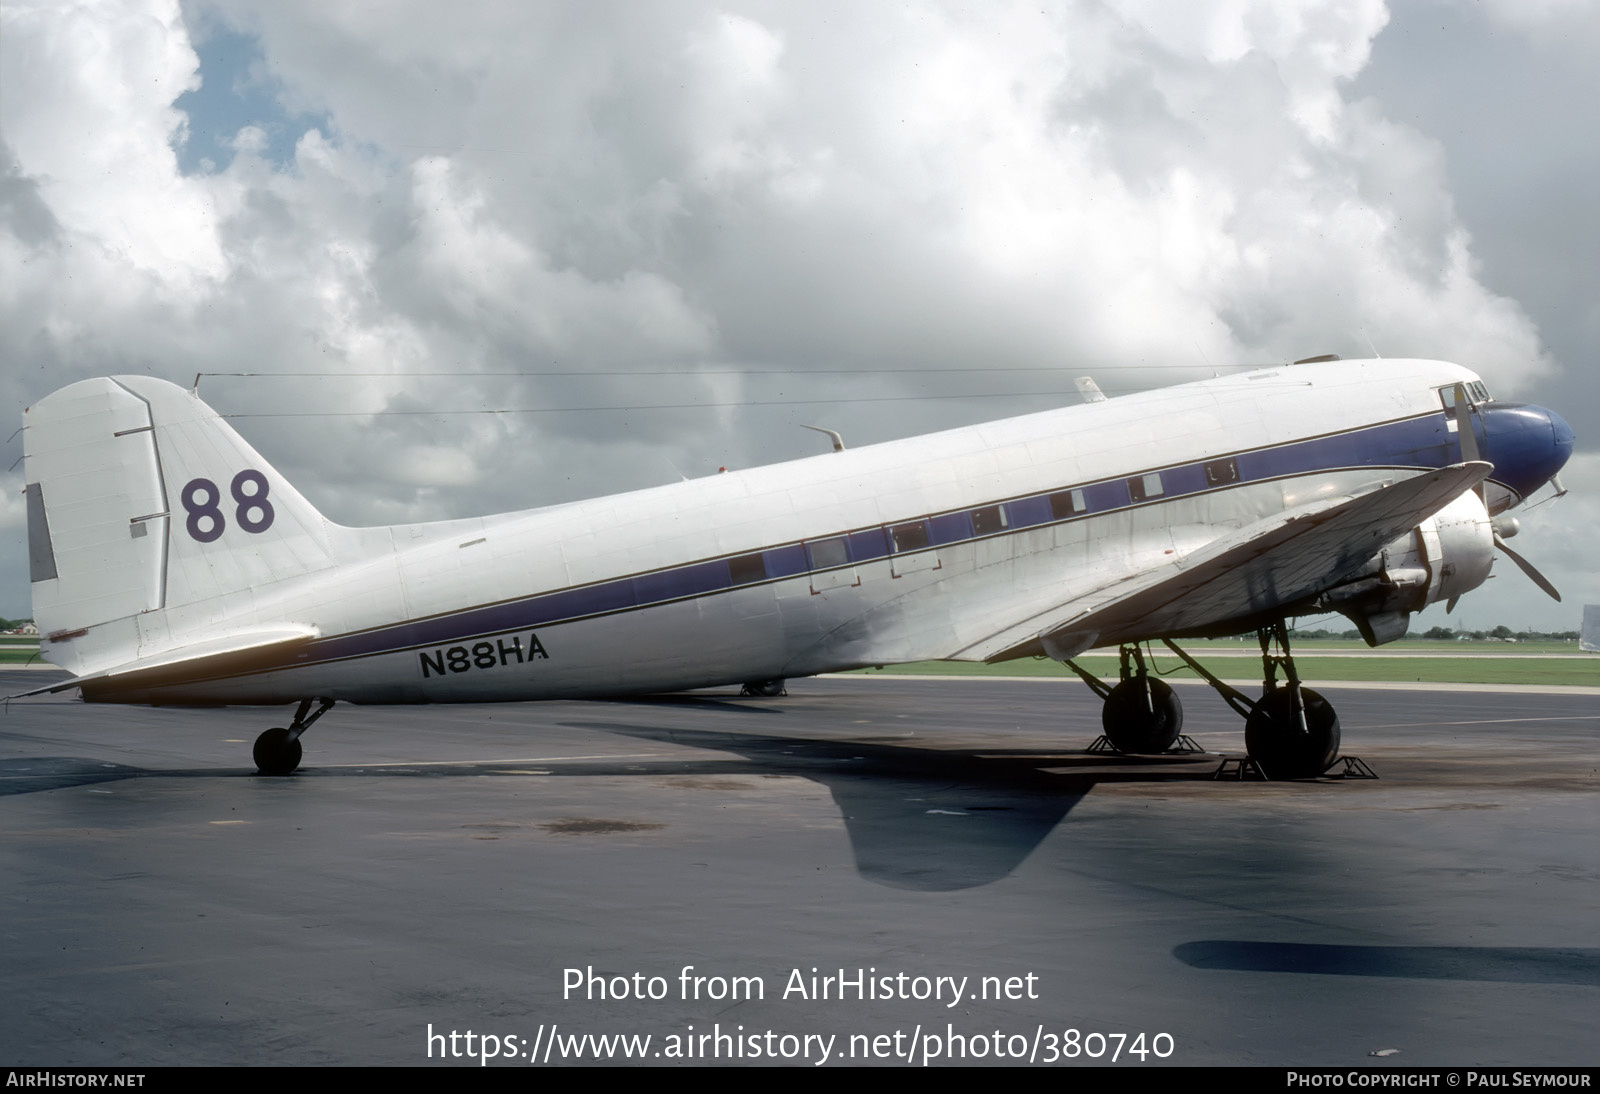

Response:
(2, 669), (1595, 1067)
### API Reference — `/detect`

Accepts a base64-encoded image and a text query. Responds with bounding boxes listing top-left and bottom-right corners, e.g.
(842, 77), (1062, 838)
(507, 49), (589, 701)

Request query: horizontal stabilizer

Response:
(956, 462), (1493, 662)
(6, 627), (318, 700)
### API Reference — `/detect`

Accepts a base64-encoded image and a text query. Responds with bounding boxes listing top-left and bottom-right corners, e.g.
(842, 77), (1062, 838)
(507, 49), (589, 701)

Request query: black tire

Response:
(253, 727), (303, 776)
(742, 678), (787, 698)
(1244, 687), (1340, 779)
(1101, 676), (1183, 753)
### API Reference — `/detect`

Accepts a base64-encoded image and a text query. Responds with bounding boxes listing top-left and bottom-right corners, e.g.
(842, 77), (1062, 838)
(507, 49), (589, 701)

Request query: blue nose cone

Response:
(1480, 403), (1573, 502)
(1551, 405), (1574, 454)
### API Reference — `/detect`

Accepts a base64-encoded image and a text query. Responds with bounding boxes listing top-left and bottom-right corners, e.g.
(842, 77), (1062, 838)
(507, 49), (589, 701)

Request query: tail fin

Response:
(24, 376), (336, 673)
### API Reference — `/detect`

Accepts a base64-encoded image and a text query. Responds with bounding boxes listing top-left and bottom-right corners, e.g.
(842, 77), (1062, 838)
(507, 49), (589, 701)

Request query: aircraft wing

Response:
(953, 462), (1493, 663)
(5, 627), (318, 700)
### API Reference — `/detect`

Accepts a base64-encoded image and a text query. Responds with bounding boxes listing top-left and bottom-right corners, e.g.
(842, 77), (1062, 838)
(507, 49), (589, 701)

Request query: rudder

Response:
(24, 376), (337, 673)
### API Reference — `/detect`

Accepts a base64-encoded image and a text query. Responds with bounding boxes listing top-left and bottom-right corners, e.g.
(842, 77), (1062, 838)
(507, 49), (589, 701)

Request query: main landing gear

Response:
(1065, 644), (1190, 755)
(1069, 622), (1345, 779)
(741, 678), (788, 697)
(252, 698), (334, 776)
(1239, 623), (1340, 780)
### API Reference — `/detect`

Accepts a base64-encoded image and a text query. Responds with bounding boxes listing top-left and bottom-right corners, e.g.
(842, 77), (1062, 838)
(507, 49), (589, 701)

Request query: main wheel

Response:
(1244, 687), (1339, 779)
(742, 678), (787, 697)
(1101, 676), (1183, 753)
(252, 727), (303, 776)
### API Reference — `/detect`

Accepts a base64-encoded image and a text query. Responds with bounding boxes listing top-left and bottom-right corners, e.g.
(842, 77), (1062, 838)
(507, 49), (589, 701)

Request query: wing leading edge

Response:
(952, 462), (1493, 664)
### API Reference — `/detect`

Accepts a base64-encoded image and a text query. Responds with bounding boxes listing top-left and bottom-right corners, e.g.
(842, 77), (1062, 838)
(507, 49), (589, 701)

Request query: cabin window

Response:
(971, 504), (1008, 536)
(1128, 472), (1165, 502)
(1048, 489), (1086, 519)
(806, 537), (850, 570)
(888, 521), (930, 553)
(1204, 457), (1239, 486)
(727, 552), (766, 585)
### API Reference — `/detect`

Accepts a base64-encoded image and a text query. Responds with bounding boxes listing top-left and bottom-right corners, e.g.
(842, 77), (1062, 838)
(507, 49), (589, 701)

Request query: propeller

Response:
(1451, 383), (1484, 466)
(1447, 383), (1562, 606)
(1494, 530), (1562, 602)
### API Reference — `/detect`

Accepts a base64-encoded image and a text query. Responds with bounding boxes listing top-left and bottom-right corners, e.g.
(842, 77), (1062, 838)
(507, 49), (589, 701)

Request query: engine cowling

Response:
(1317, 490), (1494, 645)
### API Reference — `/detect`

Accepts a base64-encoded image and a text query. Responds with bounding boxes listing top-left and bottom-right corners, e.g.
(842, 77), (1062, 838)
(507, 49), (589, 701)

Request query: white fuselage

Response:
(63, 358), (1482, 706)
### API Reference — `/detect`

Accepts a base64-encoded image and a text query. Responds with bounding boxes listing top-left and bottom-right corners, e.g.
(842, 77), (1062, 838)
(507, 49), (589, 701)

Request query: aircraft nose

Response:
(1480, 402), (1573, 502)
(1551, 405), (1574, 454)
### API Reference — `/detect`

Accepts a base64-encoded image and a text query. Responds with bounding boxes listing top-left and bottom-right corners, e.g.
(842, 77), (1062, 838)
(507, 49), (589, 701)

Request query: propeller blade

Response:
(1451, 383), (1482, 464)
(1449, 382), (1492, 510)
(1494, 533), (1562, 602)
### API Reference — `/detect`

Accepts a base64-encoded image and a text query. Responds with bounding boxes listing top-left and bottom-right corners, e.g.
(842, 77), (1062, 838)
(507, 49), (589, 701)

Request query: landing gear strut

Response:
(1159, 623), (1342, 779)
(1068, 644), (1185, 754)
(252, 698), (334, 776)
(1243, 622), (1339, 779)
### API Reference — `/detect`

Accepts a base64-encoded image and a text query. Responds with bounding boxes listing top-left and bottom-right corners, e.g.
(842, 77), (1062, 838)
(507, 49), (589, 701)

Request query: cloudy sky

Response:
(2, 0), (1594, 633)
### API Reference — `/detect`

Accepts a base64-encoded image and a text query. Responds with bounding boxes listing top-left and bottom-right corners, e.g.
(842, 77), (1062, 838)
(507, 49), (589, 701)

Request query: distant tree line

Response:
(1289, 625), (1579, 642)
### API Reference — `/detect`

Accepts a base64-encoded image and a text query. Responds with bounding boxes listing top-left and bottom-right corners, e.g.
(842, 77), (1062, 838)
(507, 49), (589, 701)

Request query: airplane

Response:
(13, 357), (1573, 780)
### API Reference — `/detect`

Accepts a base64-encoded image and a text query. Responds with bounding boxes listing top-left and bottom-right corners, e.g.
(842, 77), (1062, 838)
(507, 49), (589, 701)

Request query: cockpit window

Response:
(1439, 381), (1493, 411)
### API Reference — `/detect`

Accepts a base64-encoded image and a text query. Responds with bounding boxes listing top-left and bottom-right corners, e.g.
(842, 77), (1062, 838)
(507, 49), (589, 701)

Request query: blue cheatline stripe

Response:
(290, 410), (1460, 670)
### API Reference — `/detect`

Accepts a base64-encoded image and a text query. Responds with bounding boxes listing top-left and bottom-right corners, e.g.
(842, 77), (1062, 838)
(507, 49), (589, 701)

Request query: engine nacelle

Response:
(1318, 490), (1495, 645)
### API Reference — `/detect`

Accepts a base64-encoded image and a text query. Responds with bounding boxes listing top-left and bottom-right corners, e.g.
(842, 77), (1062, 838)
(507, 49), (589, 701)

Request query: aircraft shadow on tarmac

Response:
(0, 696), (1221, 892)
(0, 756), (151, 794)
(557, 715), (1228, 891)
(1174, 941), (1600, 987)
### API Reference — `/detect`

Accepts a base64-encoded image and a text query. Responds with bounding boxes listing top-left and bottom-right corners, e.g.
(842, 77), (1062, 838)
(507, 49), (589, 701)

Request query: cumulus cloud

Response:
(0, 0), (1586, 628)
(1, 0), (223, 284)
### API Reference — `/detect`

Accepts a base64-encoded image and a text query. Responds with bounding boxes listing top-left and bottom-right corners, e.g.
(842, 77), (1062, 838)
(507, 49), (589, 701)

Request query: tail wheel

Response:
(252, 727), (303, 776)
